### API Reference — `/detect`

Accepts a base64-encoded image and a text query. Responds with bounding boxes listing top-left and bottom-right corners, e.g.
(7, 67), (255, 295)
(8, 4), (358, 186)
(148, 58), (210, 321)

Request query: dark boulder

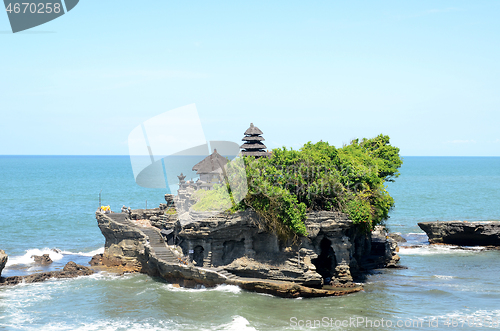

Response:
(89, 254), (103, 266)
(418, 221), (500, 246)
(0, 261), (94, 286)
(388, 233), (407, 243)
(0, 250), (8, 276)
(32, 254), (53, 265)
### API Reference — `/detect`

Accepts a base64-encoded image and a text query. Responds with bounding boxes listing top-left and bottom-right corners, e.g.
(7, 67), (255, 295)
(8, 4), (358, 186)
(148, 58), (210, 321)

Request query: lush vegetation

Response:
(191, 134), (402, 239)
(190, 184), (232, 211)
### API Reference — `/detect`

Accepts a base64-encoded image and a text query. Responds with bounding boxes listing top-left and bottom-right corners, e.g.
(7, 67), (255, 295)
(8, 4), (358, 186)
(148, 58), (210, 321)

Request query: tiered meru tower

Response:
(240, 123), (271, 158)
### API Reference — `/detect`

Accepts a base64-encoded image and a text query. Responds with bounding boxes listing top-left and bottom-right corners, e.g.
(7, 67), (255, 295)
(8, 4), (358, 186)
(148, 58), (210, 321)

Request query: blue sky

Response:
(1, 1), (499, 156)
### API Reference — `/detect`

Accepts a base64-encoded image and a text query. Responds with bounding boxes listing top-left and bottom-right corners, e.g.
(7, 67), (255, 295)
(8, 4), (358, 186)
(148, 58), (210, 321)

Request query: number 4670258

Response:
(5, 3), (62, 14)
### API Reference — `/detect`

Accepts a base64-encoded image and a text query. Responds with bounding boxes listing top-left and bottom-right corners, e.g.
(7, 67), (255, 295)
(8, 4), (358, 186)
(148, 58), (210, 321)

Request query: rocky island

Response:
(93, 206), (400, 298)
(93, 126), (405, 297)
(418, 221), (500, 246)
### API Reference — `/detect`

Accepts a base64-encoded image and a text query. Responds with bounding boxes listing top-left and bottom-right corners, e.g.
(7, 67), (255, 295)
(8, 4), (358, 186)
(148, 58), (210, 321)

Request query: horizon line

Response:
(1, 154), (500, 157)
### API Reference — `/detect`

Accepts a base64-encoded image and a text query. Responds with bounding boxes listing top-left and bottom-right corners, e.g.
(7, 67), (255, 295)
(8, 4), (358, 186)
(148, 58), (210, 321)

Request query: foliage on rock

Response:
(191, 184), (233, 211)
(191, 134), (402, 236)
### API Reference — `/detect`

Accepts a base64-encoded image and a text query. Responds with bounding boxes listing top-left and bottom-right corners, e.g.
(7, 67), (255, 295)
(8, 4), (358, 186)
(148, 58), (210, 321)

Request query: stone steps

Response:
(212, 268), (240, 280)
(107, 213), (131, 224)
(203, 251), (213, 268)
(108, 212), (245, 280)
(138, 227), (181, 265)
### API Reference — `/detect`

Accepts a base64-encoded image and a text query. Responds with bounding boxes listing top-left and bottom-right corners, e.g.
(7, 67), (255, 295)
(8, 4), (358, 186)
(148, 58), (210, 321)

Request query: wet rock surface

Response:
(32, 254), (53, 265)
(0, 262), (94, 286)
(96, 208), (399, 297)
(0, 250), (8, 276)
(418, 221), (500, 246)
(388, 233), (407, 243)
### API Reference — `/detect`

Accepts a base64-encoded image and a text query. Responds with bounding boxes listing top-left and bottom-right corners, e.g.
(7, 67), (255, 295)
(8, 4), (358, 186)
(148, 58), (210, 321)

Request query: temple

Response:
(177, 123), (271, 193)
(240, 123), (271, 158)
(192, 149), (228, 187)
(176, 149), (228, 193)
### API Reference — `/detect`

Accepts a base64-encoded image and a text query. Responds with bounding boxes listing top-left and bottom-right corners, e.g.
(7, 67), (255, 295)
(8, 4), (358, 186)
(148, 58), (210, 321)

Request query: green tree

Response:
(194, 135), (402, 237)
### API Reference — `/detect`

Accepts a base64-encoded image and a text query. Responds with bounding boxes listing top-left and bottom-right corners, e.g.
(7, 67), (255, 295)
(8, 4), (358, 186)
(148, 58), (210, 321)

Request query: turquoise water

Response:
(0, 156), (499, 330)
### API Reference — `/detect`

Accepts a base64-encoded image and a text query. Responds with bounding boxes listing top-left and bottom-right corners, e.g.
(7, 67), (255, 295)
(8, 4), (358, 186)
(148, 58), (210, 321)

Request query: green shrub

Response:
(192, 134), (402, 237)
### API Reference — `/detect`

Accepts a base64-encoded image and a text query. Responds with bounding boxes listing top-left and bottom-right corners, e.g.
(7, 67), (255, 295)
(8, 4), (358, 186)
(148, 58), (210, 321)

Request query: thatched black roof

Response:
(242, 136), (265, 141)
(241, 122), (271, 158)
(240, 142), (267, 150)
(192, 149), (228, 174)
(241, 151), (271, 157)
(244, 123), (263, 136)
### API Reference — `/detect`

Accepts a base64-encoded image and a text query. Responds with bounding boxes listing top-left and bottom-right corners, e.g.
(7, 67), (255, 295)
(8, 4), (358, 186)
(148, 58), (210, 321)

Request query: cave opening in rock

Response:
(222, 238), (245, 265)
(312, 237), (337, 284)
(193, 245), (204, 267)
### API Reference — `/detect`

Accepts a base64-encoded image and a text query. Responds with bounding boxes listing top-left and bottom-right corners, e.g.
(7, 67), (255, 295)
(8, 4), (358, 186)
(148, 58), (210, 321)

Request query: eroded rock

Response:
(388, 233), (407, 243)
(96, 207), (399, 297)
(32, 254), (53, 265)
(418, 221), (500, 246)
(0, 250), (8, 276)
(0, 262), (94, 286)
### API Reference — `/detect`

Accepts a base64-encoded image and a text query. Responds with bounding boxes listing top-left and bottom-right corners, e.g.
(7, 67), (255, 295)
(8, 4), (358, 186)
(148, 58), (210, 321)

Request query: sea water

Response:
(0, 156), (499, 330)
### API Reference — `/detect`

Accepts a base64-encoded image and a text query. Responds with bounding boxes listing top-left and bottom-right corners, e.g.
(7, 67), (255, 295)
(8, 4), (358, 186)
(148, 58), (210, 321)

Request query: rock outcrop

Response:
(95, 207), (399, 297)
(0, 250), (8, 276)
(388, 233), (406, 243)
(0, 261), (94, 286)
(368, 226), (401, 268)
(418, 221), (500, 246)
(32, 254), (53, 265)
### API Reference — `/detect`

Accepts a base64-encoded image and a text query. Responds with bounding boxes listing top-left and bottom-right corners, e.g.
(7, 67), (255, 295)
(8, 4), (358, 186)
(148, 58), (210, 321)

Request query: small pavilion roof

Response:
(192, 149), (228, 174)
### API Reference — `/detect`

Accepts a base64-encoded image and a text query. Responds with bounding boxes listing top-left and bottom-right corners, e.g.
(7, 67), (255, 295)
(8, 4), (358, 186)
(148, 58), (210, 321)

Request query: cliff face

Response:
(96, 212), (151, 273)
(418, 221), (500, 245)
(0, 250), (8, 276)
(96, 209), (399, 297)
(96, 212), (235, 285)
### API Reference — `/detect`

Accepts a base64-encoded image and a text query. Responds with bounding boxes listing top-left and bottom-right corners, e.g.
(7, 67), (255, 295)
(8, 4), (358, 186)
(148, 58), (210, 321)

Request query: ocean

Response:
(0, 156), (499, 331)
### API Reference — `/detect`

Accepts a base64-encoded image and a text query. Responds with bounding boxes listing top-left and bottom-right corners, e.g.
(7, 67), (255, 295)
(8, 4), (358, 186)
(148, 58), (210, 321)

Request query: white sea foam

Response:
(213, 316), (257, 331)
(2, 319), (180, 331)
(4, 247), (104, 269)
(0, 318), (259, 331)
(398, 245), (486, 256)
(85, 271), (124, 281)
(433, 275), (455, 280)
(423, 309), (500, 327)
(163, 283), (242, 294)
(5, 248), (64, 267)
(213, 284), (242, 294)
(60, 247), (104, 257)
(463, 246), (488, 251)
(0, 281), (55, 327)
(164, 283), (208, 292)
